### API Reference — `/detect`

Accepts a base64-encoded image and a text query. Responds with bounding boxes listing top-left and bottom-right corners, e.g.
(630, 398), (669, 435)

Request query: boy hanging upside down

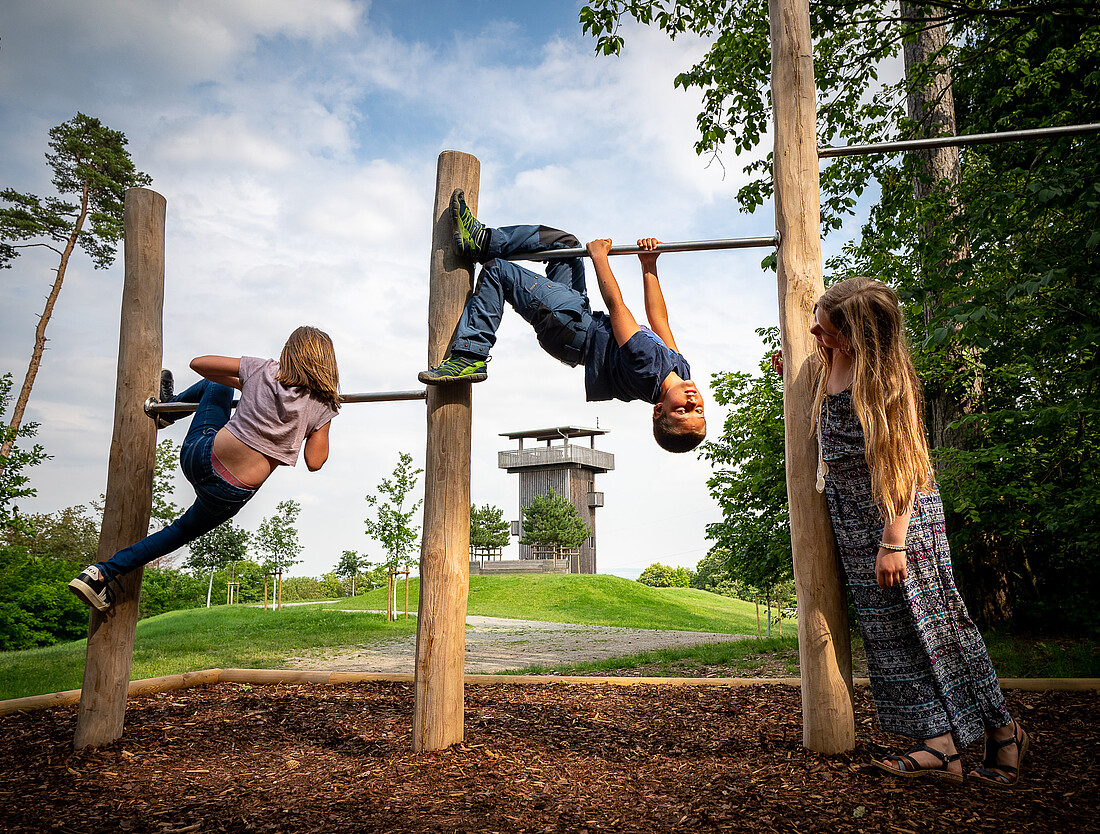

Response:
(419, 190), (705, 453)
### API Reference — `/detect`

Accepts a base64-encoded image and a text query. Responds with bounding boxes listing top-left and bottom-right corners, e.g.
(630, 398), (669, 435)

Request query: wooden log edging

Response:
(3, 670), (1095, 717)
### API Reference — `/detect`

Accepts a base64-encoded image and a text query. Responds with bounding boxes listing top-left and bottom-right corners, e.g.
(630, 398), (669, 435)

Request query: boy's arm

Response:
(587, 238), (640, 347)
(637, 238), (679, 353)
(190, 355), (242, 389)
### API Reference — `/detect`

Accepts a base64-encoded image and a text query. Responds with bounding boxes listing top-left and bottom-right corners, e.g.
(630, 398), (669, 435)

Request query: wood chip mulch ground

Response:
(2, 680), (1097, 833)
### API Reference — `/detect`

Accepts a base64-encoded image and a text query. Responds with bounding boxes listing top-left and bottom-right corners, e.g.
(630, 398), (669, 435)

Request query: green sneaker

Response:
(451, 188), (487, 259)
(418, 353), (489, 385)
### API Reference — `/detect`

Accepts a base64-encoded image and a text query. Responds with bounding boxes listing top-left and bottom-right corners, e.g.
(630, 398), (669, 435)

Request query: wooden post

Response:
(73, 187), (166, 750)
(769, 0), (855, 753)
(413, 151), (478, 751)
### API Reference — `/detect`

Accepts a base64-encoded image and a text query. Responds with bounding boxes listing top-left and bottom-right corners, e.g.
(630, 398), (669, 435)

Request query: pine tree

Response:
(520, 489), (590, 561)
(0, 113), (152, 461)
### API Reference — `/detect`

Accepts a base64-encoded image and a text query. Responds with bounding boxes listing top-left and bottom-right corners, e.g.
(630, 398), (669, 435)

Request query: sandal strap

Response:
(883, 753), (923, 773)
(983, 721), (1022, 767)
(893, 743), (958, 772)
(972, 765), (1018, 784)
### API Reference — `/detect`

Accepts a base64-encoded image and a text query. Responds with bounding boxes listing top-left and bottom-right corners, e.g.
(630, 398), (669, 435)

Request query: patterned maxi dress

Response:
(819, 391), (1011, 746)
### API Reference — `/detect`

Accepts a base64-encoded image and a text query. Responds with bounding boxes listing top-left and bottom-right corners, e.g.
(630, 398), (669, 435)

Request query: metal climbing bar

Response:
(144, 388), (427, 415)
(501, 235), (779, 261)
(818, 122), (1100, 159)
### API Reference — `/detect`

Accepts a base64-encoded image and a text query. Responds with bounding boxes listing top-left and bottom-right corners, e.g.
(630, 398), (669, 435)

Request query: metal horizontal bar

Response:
(818, 122), (1100, 159)
(339, 389), (427, 404)
(500, 235), (779, 262)
(144, 389), (426, 414)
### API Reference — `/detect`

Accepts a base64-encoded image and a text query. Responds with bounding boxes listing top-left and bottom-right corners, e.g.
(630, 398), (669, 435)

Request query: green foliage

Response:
(358, 562), (394, 592)
(150, 439), (182, 531)
(187, 520), (251, 575)
(846, 10), (1100, 629)
(637, 563), (693, 588)
(0, 546), (86, 650)
(2, 114), (151, 462)
(335, 550), (362, 578)
(579, 0), (936, 230)
(3, 504), (99, 564)
(700, 331), (792, 596)
(279, 574), (345, 601)
(520, 489), (590, 553)
(584, 2), (1100, 629)
(255, 499), (302, 574)
(333, 550), (366, 595)
(138, 567), (207, 619)
(0, 374), (48, 532)
(0, 113), (152, 270)
(690, 550), (742, 598)
(363, 452), (422, 571)
(470, 503), (510, 550)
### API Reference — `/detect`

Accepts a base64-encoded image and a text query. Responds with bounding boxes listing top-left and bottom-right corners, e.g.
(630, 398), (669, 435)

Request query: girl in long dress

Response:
(775, 276), (1027, 787)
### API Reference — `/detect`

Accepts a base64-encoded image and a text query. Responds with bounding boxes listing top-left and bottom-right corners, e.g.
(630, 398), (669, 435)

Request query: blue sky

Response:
(1, 0), (864, 580)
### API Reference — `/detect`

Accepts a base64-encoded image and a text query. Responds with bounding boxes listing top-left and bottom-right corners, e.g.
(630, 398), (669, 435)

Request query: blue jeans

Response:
(96, 379), (258, 581)
(451, 225), (593, 367)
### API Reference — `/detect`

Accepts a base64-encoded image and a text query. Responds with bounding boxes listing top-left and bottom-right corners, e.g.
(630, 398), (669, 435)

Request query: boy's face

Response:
(654, 379), (706, 433)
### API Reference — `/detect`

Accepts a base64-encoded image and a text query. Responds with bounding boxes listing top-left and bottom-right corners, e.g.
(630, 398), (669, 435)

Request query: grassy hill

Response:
(0, 576), (764, 701)
(329, 574), (767, 634)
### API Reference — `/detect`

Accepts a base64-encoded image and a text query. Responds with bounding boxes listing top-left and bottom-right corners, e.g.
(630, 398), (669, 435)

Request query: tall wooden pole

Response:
(413, 151), (479, 751)
(73, 187), (165, 750)
(769, 0), (855, 752)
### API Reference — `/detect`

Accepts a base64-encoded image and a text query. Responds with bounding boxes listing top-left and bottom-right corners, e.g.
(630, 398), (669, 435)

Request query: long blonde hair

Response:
(811, 276), (932, 520)
(276, 326), (341, 411)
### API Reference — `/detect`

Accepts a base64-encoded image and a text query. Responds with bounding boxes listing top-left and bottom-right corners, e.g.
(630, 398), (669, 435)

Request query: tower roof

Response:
(499, 425), (607, 443)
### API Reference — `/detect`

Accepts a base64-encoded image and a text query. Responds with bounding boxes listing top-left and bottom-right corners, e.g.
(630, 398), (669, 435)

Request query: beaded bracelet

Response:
(879, 541), (907, 552)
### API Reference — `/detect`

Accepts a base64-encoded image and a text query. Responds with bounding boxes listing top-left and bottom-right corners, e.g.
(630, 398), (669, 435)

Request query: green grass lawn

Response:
(326, 574), (772, 634)
(0, 607), (415, 701)
(2, 575), (1094, 702)
(509, 635), (802, 678)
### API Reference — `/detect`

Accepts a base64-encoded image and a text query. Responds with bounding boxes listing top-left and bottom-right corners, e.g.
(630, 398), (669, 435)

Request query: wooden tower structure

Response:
(497, 425), (614, 574)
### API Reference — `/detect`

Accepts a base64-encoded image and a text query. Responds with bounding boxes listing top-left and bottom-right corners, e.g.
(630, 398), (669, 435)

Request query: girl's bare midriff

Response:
(212, 428), (280, 488)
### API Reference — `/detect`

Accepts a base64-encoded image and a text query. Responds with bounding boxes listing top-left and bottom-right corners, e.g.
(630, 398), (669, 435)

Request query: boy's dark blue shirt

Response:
(583, 314), (692, 403)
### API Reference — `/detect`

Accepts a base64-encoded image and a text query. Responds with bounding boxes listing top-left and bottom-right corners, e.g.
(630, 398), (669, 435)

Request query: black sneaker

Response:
(153, 369), (174, 429)
(451, 189), (488, 259)
(160, 369), (174, 402)
(418, 353), (489, 385)
(69, 565), (115, 612)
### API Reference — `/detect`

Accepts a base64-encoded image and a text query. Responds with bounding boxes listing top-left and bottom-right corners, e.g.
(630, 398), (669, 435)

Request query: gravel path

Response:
(284, 615), (753, 674)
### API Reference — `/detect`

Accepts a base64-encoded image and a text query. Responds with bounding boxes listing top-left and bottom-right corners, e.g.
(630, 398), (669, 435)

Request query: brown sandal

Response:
(871, 743), (965, 784)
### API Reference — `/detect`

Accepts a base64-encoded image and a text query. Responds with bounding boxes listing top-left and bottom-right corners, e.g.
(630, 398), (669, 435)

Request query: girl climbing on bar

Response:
(773, 276), (1027, 788)
(70, 325), (340, 612)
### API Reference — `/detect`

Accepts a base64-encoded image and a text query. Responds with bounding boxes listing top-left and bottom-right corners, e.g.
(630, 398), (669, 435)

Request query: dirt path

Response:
(284, 615), (756, 673)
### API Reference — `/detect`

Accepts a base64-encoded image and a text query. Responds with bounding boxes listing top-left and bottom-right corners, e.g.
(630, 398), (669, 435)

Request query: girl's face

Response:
(810, 305), (850, 353)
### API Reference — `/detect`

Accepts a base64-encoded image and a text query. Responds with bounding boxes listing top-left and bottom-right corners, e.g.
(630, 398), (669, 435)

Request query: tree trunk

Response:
(0, 182), (91, 462)
(900, 2), (1011, 622)
(900, 1), (980, 448)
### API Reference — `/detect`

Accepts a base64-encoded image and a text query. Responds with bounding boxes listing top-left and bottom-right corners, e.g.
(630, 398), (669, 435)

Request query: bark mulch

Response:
(1, 680), (1096, 833)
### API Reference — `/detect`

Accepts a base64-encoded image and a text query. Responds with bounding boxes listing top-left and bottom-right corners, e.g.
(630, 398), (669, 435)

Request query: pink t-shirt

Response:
(225, 357), (337, 466)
